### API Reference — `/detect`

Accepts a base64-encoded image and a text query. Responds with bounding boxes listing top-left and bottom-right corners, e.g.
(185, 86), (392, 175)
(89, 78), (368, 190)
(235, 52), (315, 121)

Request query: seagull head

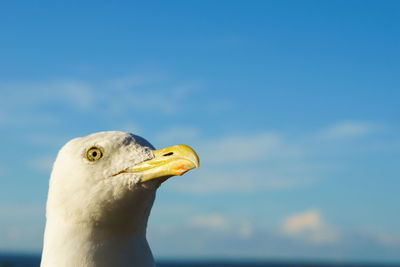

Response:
(45, 131), (199, 234)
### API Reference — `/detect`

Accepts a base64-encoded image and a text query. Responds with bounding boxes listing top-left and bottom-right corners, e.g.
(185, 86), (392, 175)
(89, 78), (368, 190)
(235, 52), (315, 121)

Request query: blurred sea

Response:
(0, 254), (399, 267)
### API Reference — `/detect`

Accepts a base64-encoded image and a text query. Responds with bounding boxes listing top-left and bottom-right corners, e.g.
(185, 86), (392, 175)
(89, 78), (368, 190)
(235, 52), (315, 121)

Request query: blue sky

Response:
(0, 0), (399, 263)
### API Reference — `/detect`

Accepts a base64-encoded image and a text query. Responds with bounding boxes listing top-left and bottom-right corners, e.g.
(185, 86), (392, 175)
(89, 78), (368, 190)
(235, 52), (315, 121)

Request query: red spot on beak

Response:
(173, 163), (189, 175)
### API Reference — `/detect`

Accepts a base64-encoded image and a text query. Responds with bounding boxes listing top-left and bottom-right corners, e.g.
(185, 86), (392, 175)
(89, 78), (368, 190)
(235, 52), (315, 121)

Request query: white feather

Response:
(41, 131), (160, 267)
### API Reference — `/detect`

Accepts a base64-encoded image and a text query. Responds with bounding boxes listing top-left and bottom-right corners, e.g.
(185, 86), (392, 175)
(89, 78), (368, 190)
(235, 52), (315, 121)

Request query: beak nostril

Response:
(163, 152), (174, 157)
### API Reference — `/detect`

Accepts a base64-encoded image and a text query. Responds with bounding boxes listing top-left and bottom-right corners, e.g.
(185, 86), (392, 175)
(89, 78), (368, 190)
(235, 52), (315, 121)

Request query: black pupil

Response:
(92, 151), (97, 157)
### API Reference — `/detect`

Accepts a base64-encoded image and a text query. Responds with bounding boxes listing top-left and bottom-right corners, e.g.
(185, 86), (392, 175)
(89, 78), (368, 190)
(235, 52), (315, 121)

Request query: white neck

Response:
(41, 186), (157, 267)
(41, 221), (154, 267)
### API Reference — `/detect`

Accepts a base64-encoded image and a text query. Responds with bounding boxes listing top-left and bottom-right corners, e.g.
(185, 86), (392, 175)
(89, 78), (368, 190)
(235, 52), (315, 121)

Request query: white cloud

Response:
(320, 121), (378, 139)
(158, 119), (393, 195)
(0, 73), (202, 130)
(56, 81), (96, 110)
(195, 132), (306, 171)
(103, 73), (201, 115)
(238, 220), (253, 239)
(0, 80), (96, 130)
(0, 110), (59, 128)
(183, 213), (254, 241)
(0, 80), (96, 111)
(169, 170), (315, 194)
(186, 213), (231, 231)
(376, 232), (400, 246)
(282, 209), (338, 244)
(165, 131), (316, 194)
(283, 209), (321, 233)
(148, 216), (400, 261)
(109, 72), (168, 89)
(153, 126), (199, 146)
(199, 133), (284, 164)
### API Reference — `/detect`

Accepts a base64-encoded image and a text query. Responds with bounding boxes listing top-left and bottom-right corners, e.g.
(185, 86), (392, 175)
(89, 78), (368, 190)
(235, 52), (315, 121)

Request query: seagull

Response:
(40, 131), (199, 267)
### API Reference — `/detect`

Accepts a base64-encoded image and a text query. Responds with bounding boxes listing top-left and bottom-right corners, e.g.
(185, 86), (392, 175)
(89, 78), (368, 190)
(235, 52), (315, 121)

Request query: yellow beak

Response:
(125, 145), (199, 182)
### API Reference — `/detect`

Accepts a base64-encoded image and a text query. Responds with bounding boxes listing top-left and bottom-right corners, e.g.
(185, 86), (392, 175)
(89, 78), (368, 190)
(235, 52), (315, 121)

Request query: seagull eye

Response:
(86, 147), (103, 162)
